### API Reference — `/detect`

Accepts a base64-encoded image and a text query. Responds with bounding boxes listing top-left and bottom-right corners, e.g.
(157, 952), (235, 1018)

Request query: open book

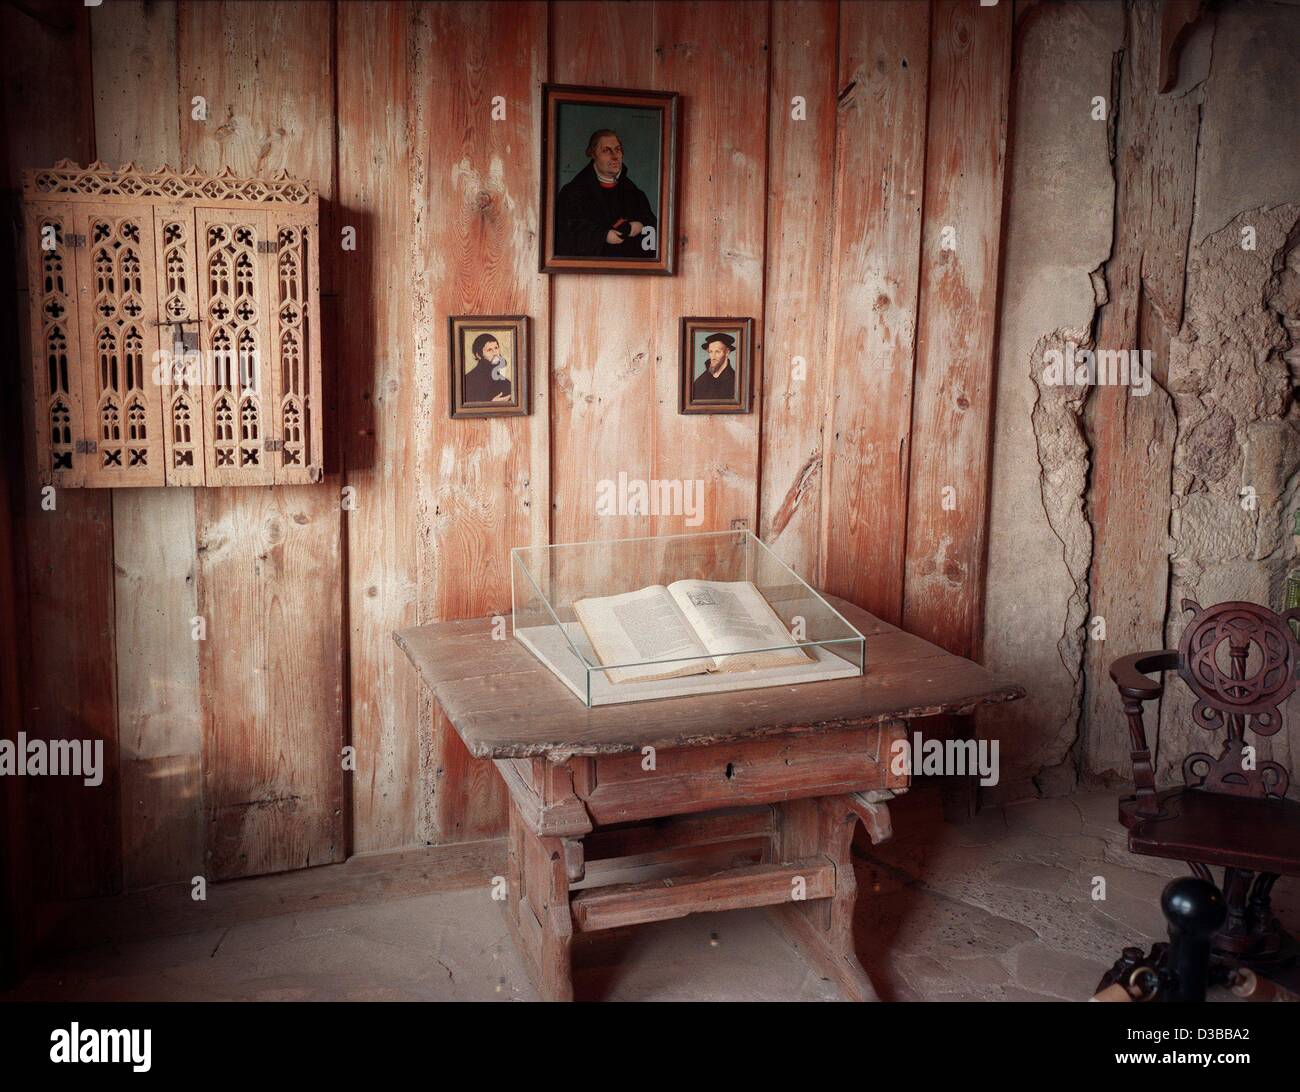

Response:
(572, 580), (811, 685)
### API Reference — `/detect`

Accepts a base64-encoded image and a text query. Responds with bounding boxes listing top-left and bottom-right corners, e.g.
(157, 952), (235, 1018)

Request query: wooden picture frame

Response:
(448, 315), (531, 419)
(540, 83), (679, 275)
(679, 317), (754, 415)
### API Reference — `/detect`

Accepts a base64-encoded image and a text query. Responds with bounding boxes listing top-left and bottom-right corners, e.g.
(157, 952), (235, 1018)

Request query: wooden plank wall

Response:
(92, 0), (205, 891)
(336, 1), (420, 853)
(179, 0), (346, 879)
(550, 0), (658, 546)
(821, 0), (932, 619)
(1081, 0), (1189, 778)
(419, 1), (550, 841)
(2, 0), (1014, 897)
(902, 0), (1011, 658)
(0, 8), (33, 977)
(2, 0), (119, 900)
(759, 0), (838, 579)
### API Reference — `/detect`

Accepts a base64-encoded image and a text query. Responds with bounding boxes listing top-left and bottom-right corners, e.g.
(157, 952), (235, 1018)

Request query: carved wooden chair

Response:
(1109, 599), (1300, 976)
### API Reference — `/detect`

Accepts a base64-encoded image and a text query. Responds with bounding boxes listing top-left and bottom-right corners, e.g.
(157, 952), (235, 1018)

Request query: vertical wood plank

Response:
(902, 0), (1012, 658)
(551, 0), (767, 544)
(2, 0), (121, 899)
(91, 0), (208, 899)
(549, 0), (658, 545)
(417, 0), (550, 842)
(1082, 0), (1189, 779)
(650, 0), (768, 537)
(91, 0), (208, 893)
(337, 0), (419, 853)
(178, 0), (344, 878)
(821, 0), (930, 624)
(0, 441), (28, 981)
(0, 34), (32, 981)
(759, 0), (838, 581)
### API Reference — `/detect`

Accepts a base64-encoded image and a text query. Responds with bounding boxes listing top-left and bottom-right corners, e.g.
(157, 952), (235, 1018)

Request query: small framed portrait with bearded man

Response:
(448, 315), (530, 419)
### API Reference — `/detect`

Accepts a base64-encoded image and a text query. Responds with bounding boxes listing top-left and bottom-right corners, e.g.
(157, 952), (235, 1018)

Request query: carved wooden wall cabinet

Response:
(22, 161), (323, 487)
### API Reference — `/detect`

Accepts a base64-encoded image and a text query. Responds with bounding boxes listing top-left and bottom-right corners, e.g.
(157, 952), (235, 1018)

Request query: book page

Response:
(572, 585), (715, 685)
(666, 580), (811, 673)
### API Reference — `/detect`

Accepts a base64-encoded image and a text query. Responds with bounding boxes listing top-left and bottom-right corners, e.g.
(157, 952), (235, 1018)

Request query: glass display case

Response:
(511, 530), (865, 706)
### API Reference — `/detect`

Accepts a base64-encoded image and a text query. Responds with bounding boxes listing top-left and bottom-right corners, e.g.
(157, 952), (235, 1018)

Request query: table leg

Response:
(504, 796), (575, 1001)
(771, 796), (879, 1002)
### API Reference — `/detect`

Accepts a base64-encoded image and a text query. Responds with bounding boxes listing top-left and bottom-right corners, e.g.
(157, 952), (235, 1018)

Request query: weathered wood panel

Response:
(571, 859), (835, 931)
(0, 33), (32, 980)
(418, 0), (550, 842)
(337, 1), (420, 853)
(650, 0), (767, 537)
(112, 488), (206, 888)
(549, 0), (658, 544)
(90, 0), (206, 890)
(1082, 0), (1190, 779)
(2, 0), (1030, 886)
(0, 448), (28, 980)
(3, 0), (121, 899)
(821, 0), (931, 624)
(178, 0), (344, 878)
(902, 0), (1012, 659)
(395, 597), (1025, 759)
(759, 0), (838, 582)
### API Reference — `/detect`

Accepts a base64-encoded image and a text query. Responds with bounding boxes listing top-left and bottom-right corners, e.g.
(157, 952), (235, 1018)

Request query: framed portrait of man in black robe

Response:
(540, 84), (679, 275)
(448, 315), (531, 419)
(679, 317), (754, 415)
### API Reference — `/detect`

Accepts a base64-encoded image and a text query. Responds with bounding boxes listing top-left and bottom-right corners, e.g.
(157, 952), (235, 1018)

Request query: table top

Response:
(394, 595), (1024, 761)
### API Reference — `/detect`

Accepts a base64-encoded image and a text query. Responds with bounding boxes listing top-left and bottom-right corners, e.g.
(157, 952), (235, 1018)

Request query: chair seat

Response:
(1119, 788), (1300, 875)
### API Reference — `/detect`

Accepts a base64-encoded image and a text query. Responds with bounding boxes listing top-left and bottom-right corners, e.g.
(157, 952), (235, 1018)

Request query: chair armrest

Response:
(1109, 650), (1177, 816)
(1109, 650), (1179, 702)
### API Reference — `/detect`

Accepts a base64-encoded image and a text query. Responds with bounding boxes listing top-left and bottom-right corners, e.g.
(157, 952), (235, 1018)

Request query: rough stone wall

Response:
(1161, 206), (1300, 788)
(1158, 2), (1300, 793)
(981, 0), (1300, 799)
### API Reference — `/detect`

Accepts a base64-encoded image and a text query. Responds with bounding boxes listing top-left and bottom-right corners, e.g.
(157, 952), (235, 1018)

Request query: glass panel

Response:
(511, 531), (865, 707)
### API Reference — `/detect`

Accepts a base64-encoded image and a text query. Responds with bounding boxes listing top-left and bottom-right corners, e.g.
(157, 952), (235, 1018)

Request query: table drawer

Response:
(575, 721), (908, 825)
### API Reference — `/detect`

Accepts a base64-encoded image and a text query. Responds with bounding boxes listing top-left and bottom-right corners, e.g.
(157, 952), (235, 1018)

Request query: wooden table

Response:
(395, 596), (1023, 1001)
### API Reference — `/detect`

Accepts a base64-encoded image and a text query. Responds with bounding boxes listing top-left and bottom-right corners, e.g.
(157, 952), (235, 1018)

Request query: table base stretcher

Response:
(495, 720), (907, 1002)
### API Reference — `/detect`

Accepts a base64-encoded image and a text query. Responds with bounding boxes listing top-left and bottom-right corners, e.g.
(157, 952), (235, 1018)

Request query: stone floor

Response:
(5, 789), (1295, 1002)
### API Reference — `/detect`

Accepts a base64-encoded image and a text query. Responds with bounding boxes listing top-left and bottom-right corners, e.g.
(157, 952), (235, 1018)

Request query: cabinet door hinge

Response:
(75, 439), (97, 454)
(264, 438), (284, 451)
(257, 240), (279, 254)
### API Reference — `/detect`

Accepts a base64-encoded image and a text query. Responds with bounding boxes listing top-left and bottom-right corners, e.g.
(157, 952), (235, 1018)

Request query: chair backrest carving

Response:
(1175, 599), (1297, 799)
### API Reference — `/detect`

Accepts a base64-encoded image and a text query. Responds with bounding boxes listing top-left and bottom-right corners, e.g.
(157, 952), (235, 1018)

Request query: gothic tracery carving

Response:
(24, 163), (320, 486)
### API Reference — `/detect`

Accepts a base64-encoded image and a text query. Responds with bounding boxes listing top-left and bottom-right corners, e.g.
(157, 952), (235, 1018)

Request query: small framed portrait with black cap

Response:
(448, 315), (530, 419)
(679, 317), (754, 415)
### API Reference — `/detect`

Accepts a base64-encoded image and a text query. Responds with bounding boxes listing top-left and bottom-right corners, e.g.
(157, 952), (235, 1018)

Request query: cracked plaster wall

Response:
(981, 0), (1300, 799)
(979, 0), (1121, 801)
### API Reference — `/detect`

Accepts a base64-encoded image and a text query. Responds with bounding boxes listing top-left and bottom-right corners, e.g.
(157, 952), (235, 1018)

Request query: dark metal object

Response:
(1105, 599), (1300, 990)
(1095, 878), (1228, 1001)
(1164, 877), (1226, 1001)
